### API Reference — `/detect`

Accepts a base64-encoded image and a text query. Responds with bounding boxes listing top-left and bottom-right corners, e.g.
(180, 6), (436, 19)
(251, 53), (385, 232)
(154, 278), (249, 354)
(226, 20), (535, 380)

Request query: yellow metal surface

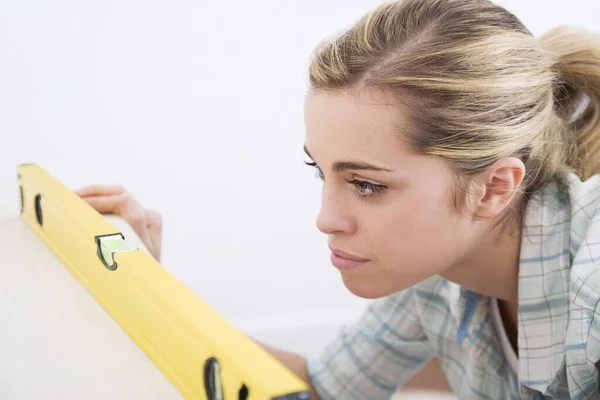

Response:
(17, 164), (310, 400)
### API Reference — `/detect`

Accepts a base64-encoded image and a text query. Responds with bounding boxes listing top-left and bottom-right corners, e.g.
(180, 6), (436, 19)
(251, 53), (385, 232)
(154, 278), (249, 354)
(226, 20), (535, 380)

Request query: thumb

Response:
(118, 194), (154, 257)
(145, 210), (162, 262)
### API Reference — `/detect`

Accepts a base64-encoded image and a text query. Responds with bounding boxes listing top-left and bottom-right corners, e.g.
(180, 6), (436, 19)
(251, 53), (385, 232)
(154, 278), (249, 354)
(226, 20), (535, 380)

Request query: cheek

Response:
(338, 204), (472, 299)
(373, 189), (469, 274)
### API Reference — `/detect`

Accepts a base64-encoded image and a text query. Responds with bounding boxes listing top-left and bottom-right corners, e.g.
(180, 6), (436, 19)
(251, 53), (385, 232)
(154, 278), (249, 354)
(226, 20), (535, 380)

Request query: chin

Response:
(340, 275), (401, 299)
(339, 271), (429, 299)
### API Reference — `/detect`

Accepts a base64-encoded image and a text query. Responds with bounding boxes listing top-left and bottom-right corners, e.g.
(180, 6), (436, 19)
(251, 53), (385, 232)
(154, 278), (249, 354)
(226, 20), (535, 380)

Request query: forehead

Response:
(303, 88), (412, 164)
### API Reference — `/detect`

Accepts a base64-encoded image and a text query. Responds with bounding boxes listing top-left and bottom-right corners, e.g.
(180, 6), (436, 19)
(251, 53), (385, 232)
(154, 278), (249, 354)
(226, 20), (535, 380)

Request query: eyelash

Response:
(304, 161), (388, 198)
(305, 161), (324, 180)
(346, 179), (388, 198)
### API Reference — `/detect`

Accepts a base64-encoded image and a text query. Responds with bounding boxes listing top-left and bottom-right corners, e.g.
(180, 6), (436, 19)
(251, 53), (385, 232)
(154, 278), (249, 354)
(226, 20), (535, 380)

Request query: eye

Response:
(305, 161), (324, 180)
(346, 179), (387, 197)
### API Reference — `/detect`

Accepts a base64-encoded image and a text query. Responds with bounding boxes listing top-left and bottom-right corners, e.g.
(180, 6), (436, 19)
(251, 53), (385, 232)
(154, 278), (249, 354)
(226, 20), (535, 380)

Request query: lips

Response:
(329, 248), (369, 262)
(329, 247), (369, 270)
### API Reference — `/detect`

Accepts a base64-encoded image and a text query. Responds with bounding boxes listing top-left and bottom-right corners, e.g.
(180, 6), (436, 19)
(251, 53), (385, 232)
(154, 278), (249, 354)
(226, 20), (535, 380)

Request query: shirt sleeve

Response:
(306, 286), (433, 400)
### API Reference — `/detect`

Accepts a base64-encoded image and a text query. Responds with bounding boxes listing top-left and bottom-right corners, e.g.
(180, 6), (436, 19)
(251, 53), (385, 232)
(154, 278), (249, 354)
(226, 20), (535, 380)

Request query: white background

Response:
(1, 0), (599, 358)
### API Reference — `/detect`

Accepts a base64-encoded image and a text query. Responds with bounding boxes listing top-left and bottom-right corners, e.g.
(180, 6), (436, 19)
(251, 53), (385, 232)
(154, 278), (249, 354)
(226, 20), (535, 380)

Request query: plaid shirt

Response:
(306, 173), (600, 399)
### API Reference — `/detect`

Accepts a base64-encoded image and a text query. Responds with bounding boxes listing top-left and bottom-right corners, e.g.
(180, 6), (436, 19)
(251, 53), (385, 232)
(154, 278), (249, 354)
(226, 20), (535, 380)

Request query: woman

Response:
(77, 0), (600, 398)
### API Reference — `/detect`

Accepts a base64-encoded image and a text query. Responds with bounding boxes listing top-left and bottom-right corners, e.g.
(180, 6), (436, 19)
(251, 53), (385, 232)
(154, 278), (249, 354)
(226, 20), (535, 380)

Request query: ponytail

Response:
(542, 26), (600, 180)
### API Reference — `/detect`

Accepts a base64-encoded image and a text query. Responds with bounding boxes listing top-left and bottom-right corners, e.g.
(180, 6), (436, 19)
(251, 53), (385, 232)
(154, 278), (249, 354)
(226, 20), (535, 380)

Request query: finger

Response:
(145, 209), (163, 261)
(82, 194), (123, 214)
(75, 184), (126, 198)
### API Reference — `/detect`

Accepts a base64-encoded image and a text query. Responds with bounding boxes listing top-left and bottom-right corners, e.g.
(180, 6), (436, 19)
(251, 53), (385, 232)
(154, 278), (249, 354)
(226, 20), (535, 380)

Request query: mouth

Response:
(329, 247), (370, 270)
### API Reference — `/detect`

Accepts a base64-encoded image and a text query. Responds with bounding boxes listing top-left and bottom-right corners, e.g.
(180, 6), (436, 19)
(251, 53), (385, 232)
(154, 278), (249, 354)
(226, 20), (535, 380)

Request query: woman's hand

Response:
(76, 184), (163, 262)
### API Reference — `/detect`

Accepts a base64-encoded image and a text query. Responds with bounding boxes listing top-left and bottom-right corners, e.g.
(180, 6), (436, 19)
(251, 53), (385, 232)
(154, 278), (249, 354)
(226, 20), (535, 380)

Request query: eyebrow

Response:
(304, 145), (394, 173)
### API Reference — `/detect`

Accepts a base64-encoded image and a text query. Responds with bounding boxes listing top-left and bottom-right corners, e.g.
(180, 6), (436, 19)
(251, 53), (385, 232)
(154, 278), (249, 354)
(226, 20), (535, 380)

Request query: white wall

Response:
(1, 0), (599, 358)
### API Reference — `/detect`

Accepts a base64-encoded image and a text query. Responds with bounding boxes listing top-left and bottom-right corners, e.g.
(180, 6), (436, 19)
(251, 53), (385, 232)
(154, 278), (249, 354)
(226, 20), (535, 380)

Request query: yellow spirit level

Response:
(17, 163), (311, 400)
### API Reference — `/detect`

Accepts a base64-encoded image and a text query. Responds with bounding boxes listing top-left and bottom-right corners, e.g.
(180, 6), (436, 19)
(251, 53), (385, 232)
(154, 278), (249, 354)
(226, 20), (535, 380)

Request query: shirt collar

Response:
(517, 180), (571, 394)
(448, 283), (487, 343)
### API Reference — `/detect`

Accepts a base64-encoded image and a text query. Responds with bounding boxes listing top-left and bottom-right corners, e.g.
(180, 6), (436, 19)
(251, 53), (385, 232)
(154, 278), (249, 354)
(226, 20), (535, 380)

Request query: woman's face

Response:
(304, 89), (481, 298)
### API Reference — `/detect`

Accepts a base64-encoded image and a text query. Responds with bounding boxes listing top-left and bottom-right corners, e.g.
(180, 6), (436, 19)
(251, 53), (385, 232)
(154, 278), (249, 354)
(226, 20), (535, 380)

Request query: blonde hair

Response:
(309, 0), (600, 213)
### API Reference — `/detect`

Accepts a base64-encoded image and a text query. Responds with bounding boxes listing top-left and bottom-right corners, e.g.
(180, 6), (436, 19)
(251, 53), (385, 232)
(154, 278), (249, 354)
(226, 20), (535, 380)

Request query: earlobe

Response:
(475, 158), (526, 220)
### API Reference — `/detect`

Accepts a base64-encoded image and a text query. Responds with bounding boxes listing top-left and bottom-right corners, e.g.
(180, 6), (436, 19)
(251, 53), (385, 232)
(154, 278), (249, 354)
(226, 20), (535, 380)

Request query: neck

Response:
(441, 221), (522, 302)
(441, 218), (523, 355)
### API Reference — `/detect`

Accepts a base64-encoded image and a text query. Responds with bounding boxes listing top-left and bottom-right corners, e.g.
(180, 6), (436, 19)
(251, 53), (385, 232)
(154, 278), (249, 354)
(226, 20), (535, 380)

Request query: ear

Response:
(474, 157), (526, 220)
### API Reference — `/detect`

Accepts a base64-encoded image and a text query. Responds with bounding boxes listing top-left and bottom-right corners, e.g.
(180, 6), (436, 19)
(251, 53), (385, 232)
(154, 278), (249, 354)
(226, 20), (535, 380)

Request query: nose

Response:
(316, 185), (356, 235)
